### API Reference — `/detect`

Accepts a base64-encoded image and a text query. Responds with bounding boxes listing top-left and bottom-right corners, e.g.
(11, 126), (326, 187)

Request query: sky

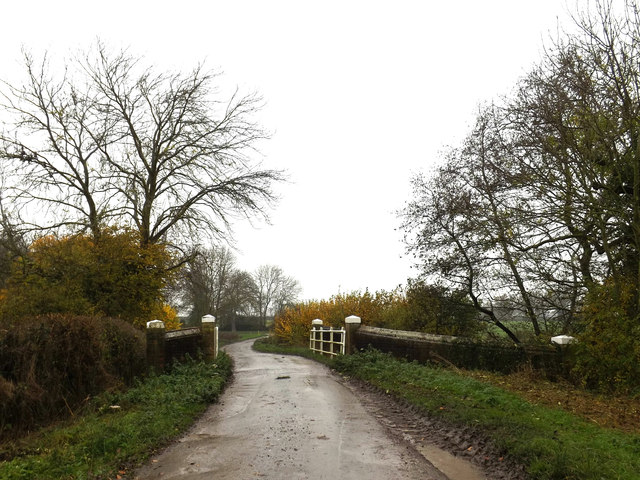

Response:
(0, 0), (574, 301)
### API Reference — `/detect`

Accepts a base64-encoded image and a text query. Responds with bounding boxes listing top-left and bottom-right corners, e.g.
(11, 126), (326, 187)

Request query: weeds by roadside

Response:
(0, 354), (232, 480)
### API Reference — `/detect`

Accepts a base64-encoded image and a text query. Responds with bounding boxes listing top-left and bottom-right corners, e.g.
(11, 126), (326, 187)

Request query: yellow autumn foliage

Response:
(0, 228), (177, 329)
(274, 290), (407, 345)
(137, 302), (181, 331)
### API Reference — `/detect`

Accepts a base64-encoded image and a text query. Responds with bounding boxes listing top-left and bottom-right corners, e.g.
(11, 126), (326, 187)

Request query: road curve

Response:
(133, 339), (448, 480)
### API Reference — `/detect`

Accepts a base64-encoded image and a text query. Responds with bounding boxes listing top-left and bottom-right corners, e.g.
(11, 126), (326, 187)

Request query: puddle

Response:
(417, 443), (487, 480)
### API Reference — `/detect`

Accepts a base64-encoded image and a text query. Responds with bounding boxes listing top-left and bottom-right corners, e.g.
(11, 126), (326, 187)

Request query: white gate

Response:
(309, 324), (345, 356)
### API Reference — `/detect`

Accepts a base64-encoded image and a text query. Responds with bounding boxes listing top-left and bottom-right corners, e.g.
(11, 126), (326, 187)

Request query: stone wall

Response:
(353, 325), (564, 376)
(146, 316), (218, 372)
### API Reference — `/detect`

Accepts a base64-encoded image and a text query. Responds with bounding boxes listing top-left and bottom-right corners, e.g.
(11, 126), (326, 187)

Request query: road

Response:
(133, 339), (450, 480)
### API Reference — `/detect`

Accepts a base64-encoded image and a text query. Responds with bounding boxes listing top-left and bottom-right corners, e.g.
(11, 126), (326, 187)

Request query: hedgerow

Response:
(0, 314), (146, 438)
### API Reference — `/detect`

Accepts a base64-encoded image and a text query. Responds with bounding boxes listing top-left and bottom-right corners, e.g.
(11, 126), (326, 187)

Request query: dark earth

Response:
(341, 375), (530, 480)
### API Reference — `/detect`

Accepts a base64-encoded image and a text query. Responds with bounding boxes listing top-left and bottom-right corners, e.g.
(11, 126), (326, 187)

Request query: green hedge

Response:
(0, 314), (146, 438)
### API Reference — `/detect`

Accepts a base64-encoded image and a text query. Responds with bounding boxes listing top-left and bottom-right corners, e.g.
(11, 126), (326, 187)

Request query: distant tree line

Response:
(179, 246), (300, 331)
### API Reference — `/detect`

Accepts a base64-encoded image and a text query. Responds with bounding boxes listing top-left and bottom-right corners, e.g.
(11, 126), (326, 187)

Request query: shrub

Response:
(572, 278), (640, 392)
(0, 229), (179, 329)
(274, 291), (382, 345)
(0, 314), (146, 438)
(273, 285), (479, 345)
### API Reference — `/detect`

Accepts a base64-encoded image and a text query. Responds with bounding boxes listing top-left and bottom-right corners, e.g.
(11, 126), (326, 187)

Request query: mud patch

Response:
(339, 376), (530, 480)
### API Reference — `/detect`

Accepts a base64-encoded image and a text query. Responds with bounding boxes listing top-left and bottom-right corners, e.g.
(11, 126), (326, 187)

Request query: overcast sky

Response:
(0, 1), (573, 301)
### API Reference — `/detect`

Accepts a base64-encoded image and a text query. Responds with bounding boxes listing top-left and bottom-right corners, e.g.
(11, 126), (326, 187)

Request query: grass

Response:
(465, 369), (640, 433)
(0, 354), (232, 480)
(254, 338), (640, 480)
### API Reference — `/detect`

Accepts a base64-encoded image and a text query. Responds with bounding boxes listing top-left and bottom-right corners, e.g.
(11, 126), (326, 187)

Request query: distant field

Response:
(218, 330), (267, 347)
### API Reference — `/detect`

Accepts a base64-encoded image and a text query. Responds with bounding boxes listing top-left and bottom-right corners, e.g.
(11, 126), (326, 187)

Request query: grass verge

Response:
(254, 339), (640, 480)
(0, 353), (232, 480)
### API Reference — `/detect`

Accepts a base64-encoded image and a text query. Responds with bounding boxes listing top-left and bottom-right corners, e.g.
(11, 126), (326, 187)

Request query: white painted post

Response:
(202, 315), (218, 360)
(345, 315), (362, 354)
(311, 319), (323, 353)
(551, 335), (576, 345)
(146, 319), (166, 372)
(551, 335), (576, 376)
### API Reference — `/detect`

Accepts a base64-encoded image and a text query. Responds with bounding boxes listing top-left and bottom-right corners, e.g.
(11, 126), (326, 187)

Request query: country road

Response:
(133, 339), (451, 480)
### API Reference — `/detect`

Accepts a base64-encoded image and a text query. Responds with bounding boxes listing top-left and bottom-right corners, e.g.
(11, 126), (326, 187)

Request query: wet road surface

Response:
(133, 339), (449, 479)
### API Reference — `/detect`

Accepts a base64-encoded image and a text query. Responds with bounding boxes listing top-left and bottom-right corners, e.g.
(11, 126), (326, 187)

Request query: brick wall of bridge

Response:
(352, 325), (566, 377)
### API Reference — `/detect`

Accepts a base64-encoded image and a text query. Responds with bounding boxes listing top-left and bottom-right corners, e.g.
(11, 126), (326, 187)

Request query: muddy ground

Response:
(340, 374), (530, 480)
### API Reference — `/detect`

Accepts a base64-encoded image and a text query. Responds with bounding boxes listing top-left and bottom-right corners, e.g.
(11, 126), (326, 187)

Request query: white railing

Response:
(309, 319), (345, 356)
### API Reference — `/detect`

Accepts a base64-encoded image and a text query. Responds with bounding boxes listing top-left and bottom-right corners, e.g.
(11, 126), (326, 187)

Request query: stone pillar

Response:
(311, 319), (323, 353)
(345, 315), (362, 354)
(202, 314), (218, 361)
(146, 319), (166, 373)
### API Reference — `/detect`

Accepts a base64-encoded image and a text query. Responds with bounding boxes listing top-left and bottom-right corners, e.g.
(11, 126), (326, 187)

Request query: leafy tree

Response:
(0, 229), (178, 328)
(401, 156), (523, 343)
(0, 201), (26, 290)
(404, 279), (477, 336)
(572, 277), (640, 392)
(401, 1), (640, 353)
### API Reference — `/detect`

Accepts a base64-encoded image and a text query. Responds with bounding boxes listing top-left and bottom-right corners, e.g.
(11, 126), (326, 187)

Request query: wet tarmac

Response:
(133, 339), (450, 479)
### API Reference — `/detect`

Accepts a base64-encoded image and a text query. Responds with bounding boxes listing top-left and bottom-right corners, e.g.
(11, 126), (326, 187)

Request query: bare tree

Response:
(0, 42), (284, 248)
(273, 274), (302, 316)
(221, 270), (258, 331)
(180, 246), (237, 325)
(0, 51), (119, 238)
(253, 264), (300, 328)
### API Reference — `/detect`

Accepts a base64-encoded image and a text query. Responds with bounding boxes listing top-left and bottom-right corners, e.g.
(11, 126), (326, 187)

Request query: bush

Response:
(273, 285), (479, 345)
(572, 277), (640, 392)
(0, 229), (180, 329)
(0, 314), (146, 438)
(0, 354), (233, 480)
